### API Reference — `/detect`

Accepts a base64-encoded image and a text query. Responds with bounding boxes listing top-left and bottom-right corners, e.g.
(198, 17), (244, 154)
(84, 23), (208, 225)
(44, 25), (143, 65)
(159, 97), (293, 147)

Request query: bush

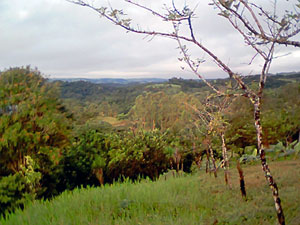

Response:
(0, 173), (33, 217)
(59, 130), (109, 190)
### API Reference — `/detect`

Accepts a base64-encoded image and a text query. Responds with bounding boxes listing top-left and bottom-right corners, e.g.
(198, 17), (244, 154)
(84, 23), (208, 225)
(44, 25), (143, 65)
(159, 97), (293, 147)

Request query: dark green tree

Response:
(0, 67), (71, 214)
(60, 130), (109, 190)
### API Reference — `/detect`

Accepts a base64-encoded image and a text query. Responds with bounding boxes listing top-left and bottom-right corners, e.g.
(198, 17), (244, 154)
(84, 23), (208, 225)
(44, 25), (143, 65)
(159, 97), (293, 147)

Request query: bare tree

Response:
(186, 95), (232, 186)
(67, 0), (300, 224)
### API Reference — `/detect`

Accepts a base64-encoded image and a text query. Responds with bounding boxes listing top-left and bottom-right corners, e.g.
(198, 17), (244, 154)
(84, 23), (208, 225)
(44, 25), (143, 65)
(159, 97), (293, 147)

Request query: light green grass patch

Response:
(2, 160), (300, 225)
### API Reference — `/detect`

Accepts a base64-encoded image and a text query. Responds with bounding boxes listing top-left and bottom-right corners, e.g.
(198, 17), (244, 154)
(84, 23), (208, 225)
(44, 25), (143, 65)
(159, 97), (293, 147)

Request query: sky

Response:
(0, 0), (299, 79)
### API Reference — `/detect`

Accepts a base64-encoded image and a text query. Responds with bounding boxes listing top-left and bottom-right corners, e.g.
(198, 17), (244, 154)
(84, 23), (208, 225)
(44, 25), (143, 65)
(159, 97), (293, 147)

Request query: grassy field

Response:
(1, 159), (300, 225)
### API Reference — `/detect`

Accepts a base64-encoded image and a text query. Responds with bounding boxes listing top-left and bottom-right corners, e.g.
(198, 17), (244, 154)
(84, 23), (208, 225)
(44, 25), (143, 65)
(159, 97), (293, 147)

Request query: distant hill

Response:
(49, 78), (168, 84)
(168, 72), (300, 89)
(50, 72), (300, 87)
(55, 72), (300, 114)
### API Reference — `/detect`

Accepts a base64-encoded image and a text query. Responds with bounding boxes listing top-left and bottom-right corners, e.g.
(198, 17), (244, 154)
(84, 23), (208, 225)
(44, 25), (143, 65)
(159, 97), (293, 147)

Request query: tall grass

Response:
(1, 160), (300, 225)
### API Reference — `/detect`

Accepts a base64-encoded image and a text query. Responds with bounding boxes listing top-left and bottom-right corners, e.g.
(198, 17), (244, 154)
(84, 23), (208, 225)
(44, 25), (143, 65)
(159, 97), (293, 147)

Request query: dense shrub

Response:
(0, 67), (71, 214)
(59, 130), (109, 190)
(0, 171), (38, 217)
(59, 129), (196, 189)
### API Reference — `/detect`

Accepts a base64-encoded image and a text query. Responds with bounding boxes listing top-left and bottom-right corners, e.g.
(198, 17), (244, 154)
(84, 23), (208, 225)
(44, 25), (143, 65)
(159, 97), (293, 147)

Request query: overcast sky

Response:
(0, 0), (299, 79)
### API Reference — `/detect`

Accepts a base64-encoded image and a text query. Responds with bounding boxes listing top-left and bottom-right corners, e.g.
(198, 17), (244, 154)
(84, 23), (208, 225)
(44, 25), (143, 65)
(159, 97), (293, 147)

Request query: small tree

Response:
(186, 95), (233, 185)
(67, 1), (300, 223)
(0, 66), (71, 213)
(0, 67), (70, 174)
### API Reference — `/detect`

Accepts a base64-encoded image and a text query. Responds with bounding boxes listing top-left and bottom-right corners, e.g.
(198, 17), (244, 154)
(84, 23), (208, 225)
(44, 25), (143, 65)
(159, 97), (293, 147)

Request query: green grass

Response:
(1, 160), (300, 225)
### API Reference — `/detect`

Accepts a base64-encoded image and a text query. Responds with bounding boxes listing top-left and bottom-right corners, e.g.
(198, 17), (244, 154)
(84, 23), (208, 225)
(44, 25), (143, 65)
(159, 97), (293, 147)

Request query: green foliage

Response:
(262, 83), (300, 145)
(0, 67), (71, 213)
(59, 81), (149, 119)
(0, 67), (70, 175)
(239, 153), (259, 164)
(270, 140), (299, 158)
(244, 146), (256, 155)
(60, 130), (109, 190)
(273, 141), (285, 153)
(19, 156), (41, 194)
(225, 96), (256, 149)
(60, 129), (195, 189)
(0, 173), (33, 216)
(294, 142), (300, 157)
(1, 68), (300, 218)
(128, 91), (203, 132)
(107, 130), (170, 181)
(91, 156), (106, 170)
(225, 82), (300, 152)
(2, 160), (300, 224)
(59, 74), (300, 148)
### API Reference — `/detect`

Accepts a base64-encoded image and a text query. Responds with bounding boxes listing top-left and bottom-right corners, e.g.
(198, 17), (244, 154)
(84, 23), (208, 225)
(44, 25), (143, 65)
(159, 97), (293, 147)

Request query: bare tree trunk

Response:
(208, 144), (217, 178)
(94, 168), (104, 186)
(236, 160), (247, 199)
(152, 119), (155, 131)
(175, 155), (180, 174)
(221, 132), (231, 188)
(181, 161), (184, 173)
(169, 160), (175, 178)
(170, 160), (173, 170)
(196, 155), (203, 170)
(205, 150), (210, 175)
(254, 98), (285, 224)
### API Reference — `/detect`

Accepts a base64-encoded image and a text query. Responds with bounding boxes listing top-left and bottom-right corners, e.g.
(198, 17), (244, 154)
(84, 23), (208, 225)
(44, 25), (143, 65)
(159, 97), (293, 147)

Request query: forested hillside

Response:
(59, 72), (300, 109)
(1, 67), (300, 222)
(58, 72), (300, 143)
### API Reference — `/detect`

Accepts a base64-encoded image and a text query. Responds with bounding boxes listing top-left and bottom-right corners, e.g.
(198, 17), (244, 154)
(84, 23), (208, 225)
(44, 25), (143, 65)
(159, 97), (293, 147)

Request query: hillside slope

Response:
(2, 160), (300, 225)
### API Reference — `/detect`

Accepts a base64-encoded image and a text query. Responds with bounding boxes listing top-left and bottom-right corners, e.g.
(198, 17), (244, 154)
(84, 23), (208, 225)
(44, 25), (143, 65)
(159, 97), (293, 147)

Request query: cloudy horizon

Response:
(1, 0), (299, 80)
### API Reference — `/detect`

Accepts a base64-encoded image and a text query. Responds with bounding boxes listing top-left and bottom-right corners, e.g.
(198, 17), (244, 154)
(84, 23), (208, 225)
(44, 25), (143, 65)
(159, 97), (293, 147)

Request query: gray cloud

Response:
(0, 0), (299, 79)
